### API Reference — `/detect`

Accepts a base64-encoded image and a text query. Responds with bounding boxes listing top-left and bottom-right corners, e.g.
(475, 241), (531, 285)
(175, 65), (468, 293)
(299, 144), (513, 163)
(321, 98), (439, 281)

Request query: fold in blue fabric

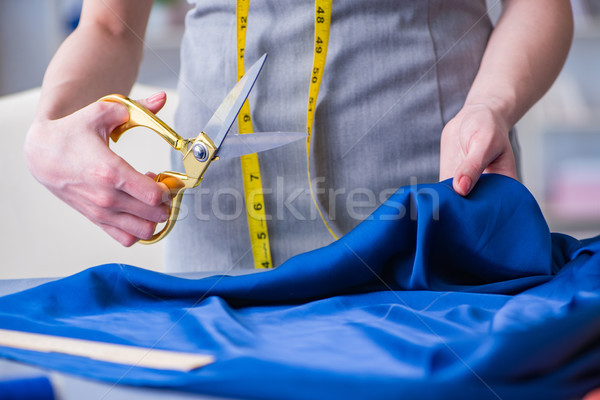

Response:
(1, 175), (600, 399)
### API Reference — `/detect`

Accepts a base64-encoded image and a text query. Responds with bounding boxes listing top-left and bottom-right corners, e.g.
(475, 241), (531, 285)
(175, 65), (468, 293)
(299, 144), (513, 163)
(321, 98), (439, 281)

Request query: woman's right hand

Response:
(24, 92), (172, 247)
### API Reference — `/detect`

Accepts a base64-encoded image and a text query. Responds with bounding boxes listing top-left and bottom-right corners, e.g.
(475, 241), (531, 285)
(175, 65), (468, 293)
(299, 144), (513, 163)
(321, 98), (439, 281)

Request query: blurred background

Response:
(0, 0), (599, 278)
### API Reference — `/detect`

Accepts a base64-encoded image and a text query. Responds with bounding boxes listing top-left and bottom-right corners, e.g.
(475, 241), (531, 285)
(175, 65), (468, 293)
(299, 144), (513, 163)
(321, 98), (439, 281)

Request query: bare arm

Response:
(439, 0), (574, 195)
(37, 0), (153, 119)
(25, 0), (171, 247)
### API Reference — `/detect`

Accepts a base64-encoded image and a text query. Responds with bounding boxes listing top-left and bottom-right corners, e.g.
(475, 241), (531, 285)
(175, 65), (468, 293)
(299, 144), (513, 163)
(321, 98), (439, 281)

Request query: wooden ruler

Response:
(0, 328), (214, 372)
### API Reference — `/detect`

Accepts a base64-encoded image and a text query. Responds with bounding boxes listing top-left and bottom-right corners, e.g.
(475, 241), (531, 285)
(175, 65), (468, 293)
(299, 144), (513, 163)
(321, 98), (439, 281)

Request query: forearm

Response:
(37, 27), (141, 120)
(36, 0), (153, 121)
(439, 0), (573, 194)
(465, 0), (573, 127)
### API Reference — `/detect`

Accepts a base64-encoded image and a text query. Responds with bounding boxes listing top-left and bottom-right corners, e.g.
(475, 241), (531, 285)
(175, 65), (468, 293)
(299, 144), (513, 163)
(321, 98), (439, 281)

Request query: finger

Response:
(104, 190), (170, 223)
(97, 211), (160, 243)
(453, 170), (476, 198)
(110, 157), (172, 208)
(80, 144), (172, 218)
(452, 135), (502, 197)
(100, 223), (139, 247)
(77, 188), (168, 234)
(136, 91), (167, 115)
(481, 151), (518, 179)
(75, 157), (171, 223)
(83, 100), (130, 138)
(144, 171), (171, 196)
(438, 121), (461, 182)
(453, 145), (518, 196)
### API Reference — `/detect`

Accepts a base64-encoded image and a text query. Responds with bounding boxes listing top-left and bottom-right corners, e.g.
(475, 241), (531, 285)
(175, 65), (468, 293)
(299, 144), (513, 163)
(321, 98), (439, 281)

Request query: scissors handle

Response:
(143, 172), (188, 244)
(99, 94), (186, 150)
(99, 94), (193, 245)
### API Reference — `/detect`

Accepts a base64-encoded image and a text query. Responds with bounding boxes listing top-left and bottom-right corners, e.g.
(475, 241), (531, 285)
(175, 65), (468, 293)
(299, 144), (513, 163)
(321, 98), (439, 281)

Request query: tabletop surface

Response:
(0, 271), (255, 400)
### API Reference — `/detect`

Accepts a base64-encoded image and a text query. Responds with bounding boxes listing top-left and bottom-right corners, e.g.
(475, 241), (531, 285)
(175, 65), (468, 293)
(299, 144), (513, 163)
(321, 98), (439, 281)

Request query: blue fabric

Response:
(0, 376), (55, 400)
(1, 174), (600, 399)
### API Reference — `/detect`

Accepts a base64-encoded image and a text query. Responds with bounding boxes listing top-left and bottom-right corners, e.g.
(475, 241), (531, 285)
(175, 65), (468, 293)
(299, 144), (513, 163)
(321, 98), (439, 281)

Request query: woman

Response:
(25, 0), (573, 272)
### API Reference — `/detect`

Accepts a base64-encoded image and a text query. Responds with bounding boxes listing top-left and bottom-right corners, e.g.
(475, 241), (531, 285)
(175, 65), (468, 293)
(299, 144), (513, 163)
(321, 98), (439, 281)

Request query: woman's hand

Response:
(24, 93), (172, 246)
(439, 0), (573, 196)
(439, 102), (517, 196)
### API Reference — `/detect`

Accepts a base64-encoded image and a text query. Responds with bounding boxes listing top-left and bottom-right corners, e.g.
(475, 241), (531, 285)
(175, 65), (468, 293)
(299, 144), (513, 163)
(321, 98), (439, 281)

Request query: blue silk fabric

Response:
(1, 175), (600, 399)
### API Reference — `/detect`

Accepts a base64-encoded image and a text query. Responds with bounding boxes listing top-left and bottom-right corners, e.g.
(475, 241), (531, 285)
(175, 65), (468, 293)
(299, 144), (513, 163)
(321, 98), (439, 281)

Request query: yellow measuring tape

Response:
(236, 0), (272, 269)
(306, 0), (338, 240)
(236, 0), (336, 269)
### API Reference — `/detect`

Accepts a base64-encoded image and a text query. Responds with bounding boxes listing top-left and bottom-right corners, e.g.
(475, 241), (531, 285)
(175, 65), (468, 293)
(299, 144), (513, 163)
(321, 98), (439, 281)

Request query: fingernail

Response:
(459, 176), (472, 195)
(148, 91), (165, 104)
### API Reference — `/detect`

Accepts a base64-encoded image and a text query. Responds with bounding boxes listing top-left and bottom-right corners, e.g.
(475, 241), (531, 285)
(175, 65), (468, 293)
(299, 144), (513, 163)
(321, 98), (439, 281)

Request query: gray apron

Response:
(166, 0), (520, 272)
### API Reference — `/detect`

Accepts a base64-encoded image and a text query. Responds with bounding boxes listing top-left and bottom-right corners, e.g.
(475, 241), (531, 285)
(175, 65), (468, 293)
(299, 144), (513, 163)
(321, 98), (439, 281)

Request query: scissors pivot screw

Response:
(192, 142), (210, 162)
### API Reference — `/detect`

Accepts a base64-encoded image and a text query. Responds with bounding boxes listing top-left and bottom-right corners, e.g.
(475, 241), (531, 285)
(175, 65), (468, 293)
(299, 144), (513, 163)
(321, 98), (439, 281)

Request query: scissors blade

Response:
(216, 131), (307, 159)
(201, 54), (267, 154)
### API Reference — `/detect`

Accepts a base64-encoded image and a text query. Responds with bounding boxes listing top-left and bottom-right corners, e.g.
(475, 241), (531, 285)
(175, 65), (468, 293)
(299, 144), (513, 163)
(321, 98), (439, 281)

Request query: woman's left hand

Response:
(439, 103), (518, 196)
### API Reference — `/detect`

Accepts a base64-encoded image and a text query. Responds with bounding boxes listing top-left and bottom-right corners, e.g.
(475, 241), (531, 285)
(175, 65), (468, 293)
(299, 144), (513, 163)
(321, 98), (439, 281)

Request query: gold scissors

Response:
(99, 54), (304, 244)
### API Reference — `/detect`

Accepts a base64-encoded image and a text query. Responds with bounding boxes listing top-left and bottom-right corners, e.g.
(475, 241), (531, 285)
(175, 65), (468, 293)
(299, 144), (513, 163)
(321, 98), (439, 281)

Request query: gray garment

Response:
(165, 0), (520, 272)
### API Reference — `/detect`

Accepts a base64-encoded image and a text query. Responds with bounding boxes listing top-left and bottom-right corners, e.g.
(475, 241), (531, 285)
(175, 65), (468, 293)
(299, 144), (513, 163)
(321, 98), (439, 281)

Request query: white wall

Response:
(0, 0), (65, 95)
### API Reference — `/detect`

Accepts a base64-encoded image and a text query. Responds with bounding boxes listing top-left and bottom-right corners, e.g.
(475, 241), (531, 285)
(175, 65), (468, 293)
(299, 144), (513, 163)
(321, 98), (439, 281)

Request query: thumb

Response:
(136, 91), (167, 115)
(452, 143), (517, 197)
(452, 138), (495, 197)
(453, 163), (481, 197)
(84, 92), (168, 143)
(81, 99), (130, 138)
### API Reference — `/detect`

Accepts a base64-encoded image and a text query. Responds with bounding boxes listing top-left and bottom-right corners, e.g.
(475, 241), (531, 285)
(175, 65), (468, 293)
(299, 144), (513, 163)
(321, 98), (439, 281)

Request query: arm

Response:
(25, 0), (171, 246)
(439, 0), (574, 195)
(37, 0), (152, 119)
